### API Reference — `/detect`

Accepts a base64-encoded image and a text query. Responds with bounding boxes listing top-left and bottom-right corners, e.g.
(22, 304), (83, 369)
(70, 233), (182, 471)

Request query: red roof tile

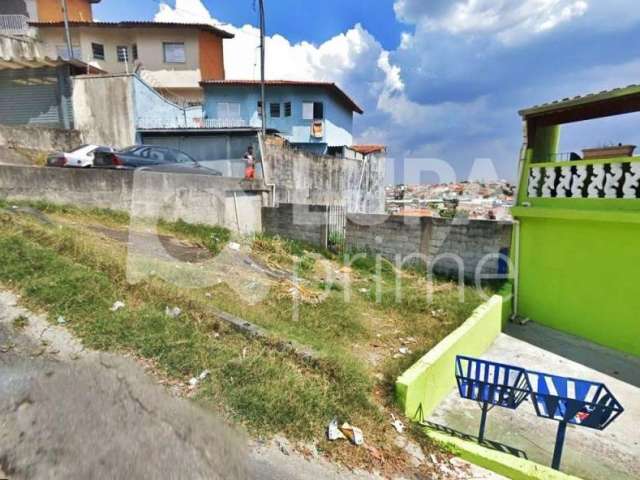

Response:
(351, 144), (386, 155)
(29, 21), (234, 39)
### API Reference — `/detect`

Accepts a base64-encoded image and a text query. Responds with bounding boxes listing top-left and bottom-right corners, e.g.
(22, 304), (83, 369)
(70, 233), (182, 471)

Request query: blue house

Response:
(200, 80), (363, 154)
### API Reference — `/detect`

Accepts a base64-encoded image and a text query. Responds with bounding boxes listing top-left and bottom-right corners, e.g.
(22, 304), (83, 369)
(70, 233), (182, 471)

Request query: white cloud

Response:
(154, 0), (384, 85)
(395, 0), (589, 45)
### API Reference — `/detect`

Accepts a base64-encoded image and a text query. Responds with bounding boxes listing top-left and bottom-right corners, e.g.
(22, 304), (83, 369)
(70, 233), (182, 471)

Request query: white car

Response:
(47, 144), (115, 168)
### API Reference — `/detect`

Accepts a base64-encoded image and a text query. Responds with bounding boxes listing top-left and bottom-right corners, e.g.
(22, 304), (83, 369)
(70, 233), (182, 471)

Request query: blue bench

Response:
(455, 355), (624, 470)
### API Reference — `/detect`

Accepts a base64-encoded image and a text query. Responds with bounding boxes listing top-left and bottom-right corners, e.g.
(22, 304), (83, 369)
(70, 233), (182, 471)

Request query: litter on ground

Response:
(228, 242), (241, 251)
(327, 418), (346, 441)
(391, 414), (405, 434)
(339, 423), (364, 446)
(110, 301), (125, 312)
(165, 306), (182, 319)
(56, 316), (66, 325)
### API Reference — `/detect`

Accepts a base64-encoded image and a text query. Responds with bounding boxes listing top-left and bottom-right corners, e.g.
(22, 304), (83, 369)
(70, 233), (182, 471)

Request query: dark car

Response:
(93, 145), (222, 176)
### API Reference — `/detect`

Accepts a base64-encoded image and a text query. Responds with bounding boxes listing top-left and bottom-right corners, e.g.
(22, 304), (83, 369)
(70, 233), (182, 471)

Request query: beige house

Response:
(31, 21), (234, 104)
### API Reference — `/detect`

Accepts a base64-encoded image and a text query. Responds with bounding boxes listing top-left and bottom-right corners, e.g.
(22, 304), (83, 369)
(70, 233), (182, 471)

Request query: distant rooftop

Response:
(351, 144), (386, 155)
(519, 84), (640, 125)
(29, 21), (235, 39)
(201, 79), (364, 114)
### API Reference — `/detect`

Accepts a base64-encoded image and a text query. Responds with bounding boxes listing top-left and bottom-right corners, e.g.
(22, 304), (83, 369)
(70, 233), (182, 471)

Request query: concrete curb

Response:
(425, 429), (583, 480)
(395, 293), (507, 420)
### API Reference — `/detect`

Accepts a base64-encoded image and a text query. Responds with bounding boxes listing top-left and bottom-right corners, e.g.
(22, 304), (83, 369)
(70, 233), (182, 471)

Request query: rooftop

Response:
(519, 84), (640, 125)
(351, 144), (386, 155)
(29, 21), (235, 39)
(200, 79), (364, 114)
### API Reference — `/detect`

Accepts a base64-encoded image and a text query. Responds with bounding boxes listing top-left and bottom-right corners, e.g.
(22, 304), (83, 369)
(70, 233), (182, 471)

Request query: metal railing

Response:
(0, 15), (29, 35)
(136, 116), (249, 130)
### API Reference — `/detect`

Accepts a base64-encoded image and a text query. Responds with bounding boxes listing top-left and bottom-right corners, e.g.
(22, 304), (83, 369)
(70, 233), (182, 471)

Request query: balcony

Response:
(526, 155), (640, 200)
(136, 116), (250, 130)
(0, 15), (29, 35)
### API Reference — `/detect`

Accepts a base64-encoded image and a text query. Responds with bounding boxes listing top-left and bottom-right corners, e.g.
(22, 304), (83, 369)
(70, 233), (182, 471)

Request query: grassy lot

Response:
(0, 200), (493, 475)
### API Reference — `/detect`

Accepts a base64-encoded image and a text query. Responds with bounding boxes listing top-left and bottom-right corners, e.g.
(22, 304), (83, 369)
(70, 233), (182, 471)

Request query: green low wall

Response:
(395, 292), (508, 420)
(426, 429), (582, 480)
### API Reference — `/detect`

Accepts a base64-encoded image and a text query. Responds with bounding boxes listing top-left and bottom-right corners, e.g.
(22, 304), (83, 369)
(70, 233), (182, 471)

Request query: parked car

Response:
(46, 145), (115, 168)
(93, 145), (222, 176)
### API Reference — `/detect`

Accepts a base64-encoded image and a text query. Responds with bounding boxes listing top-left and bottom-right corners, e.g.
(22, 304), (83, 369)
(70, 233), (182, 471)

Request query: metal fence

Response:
(136, 116), (249, 130)
(0, 15), (29, 35)
(327, 204), (346, 253)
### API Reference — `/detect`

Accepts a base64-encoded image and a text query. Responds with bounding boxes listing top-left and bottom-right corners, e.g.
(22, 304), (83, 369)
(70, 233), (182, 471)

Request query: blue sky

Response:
(95, 0), (640, 183)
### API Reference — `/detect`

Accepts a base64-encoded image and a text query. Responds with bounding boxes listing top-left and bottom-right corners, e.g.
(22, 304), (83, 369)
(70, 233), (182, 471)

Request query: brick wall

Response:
(262, 204), (328, 247)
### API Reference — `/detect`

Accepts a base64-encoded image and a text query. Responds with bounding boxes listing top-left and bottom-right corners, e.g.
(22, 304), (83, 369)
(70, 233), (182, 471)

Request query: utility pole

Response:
(258, 0), (266, 137)
(60, 0), (73, 60)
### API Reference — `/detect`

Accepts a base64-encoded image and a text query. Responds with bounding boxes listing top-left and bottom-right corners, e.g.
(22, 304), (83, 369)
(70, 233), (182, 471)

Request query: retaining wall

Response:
(0, 165), (266, 233)
(395, 292), (509, 421)
(262, 204), (328, 247)
(347, 214), (513, 281)
(262, 140), (385, 214)
(0, 124), (83, 153)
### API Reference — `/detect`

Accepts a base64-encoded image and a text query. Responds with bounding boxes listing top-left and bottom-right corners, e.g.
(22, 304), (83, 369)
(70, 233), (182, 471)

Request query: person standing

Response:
(244, 146), (256, 180)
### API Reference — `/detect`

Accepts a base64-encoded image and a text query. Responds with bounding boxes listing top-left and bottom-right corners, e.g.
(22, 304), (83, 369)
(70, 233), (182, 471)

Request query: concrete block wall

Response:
(262, 204), (328, 248)
(0, 124), (83, 153)
(262, 140), (385, 214)
(0, 165), (266, 234)
(346, 214), (513, 281)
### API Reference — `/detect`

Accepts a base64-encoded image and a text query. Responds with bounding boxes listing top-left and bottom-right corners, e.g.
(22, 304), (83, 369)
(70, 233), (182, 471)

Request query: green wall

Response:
(395, 294), (506, 420)
(516, 213), (640, 356)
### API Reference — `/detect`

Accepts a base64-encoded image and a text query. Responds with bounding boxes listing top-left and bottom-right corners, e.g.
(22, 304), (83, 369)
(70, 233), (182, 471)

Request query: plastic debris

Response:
(399, 347), (410, 355)
(205, 292), (213, 298)
(110, 301), (125, 312)
(165, 306), (182, 319)
(188, 370), (210, 388)
(339, 423), (364, 446)
(228, 242), (241, 251)
(391, 414), (405, 434)
(56, 316), (66, 325)
(327, 418), (346, 441)
(359, 288), (368, 293)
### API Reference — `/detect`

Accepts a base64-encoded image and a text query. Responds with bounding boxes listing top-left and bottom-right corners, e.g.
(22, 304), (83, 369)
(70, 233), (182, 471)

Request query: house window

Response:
(217, 102), (241, 119)
(284, 102), (292, 117)
(270, 103), (280, 118)
(303, 101), (324, 120)
(117, 46), (129, 63)
(257, 101), (263, 117)
(313, 102), (324, 119)
(132, 44), (138, 61)
(91, 43), (105, 60)
(163, 42), (186, 63)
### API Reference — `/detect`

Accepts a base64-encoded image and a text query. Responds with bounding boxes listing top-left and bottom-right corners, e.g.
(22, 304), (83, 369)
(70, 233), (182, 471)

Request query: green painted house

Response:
(512, 85), (640, 357)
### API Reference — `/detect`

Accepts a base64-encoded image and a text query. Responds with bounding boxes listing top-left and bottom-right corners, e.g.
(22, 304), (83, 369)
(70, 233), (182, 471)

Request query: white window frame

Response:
(116, 45), (129, 63)
(217, 102), (241, 119)
(302, 102), (314, 120)
(163, 42), (186, 64)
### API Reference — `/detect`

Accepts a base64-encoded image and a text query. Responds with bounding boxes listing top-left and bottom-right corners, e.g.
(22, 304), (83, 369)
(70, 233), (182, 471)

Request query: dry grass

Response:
(0, 201), (493, 476)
